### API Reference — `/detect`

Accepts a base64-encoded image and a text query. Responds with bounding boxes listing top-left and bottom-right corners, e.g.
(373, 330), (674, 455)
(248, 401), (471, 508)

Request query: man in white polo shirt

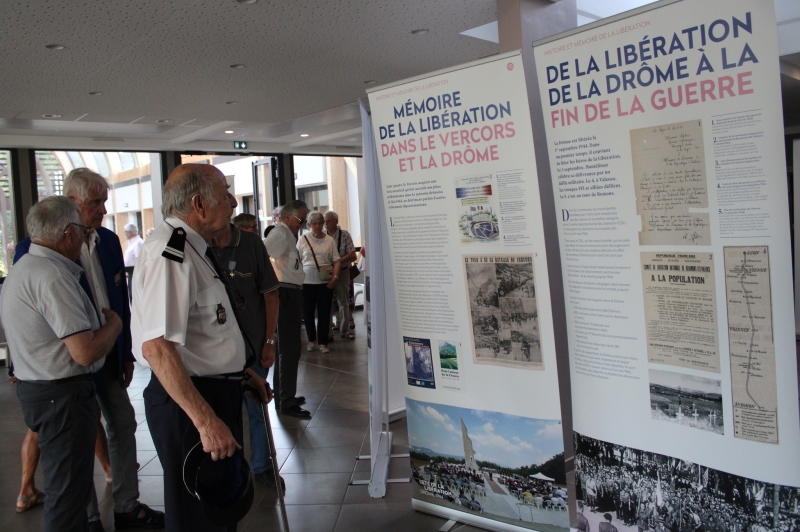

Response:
(264, 199), (310, 418)
(2, 196), (122, 532)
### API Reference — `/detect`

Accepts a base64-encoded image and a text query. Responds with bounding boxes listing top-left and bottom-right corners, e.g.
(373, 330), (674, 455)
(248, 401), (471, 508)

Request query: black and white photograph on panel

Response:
(464, 254), (542, 369)
(405, 336), (436, 389)
(649, 368), (724, 435)
(573, 432), (799, 532)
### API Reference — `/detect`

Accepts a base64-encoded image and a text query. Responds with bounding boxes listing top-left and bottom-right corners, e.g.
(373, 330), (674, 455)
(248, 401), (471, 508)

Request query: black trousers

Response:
(144, 374), (243, 532)
(302, 283), (334, 345)
(275, 287), (303, 409)
(18, 378), (96, 532)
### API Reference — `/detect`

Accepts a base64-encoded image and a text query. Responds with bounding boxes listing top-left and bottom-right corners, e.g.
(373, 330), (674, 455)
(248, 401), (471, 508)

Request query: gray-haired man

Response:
(123, 223), (144, 268)
(132, 164), (271, 531)
(264, 199), (311, 417)
(323, 210), (357, 339)
(1, 196), (123, 532)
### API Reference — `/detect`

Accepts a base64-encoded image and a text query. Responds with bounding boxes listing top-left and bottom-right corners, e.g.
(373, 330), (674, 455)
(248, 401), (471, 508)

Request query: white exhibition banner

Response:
(533, 1), (800, 531)
(368, 52), (568, 532)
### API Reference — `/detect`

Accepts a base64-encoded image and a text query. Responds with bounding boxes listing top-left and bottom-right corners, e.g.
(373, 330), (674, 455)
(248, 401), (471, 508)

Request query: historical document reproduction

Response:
(631, 120), (710, 245)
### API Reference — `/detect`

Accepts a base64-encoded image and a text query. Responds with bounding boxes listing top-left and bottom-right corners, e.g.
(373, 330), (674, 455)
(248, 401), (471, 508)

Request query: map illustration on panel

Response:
(723, 246), (778, 444)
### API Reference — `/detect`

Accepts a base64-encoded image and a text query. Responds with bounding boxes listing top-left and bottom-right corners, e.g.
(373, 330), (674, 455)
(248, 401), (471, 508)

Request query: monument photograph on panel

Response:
(407, 399), (568, 531)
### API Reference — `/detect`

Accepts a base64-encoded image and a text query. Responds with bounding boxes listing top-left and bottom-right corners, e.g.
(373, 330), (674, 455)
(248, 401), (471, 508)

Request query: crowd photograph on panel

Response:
(574, 432), (800, 532)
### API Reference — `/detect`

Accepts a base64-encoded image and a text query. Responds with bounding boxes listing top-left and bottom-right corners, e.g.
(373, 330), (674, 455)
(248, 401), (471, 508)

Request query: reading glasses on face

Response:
(293, 215), (307, 224)
(65, 222), (92, 237)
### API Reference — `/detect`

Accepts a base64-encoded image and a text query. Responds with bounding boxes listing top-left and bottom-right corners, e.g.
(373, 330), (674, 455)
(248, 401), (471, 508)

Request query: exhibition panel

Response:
(369, 52), (567, 532)
(534, 0), (799, 530)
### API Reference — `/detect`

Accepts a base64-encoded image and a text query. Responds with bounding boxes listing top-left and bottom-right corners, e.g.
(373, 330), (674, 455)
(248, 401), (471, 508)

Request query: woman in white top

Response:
(297, 212), (341, 353)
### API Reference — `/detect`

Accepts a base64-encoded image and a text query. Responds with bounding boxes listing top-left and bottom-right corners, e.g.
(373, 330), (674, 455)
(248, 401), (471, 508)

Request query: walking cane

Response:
(260, 400), (290, 532)
(244, 383), (290, 532)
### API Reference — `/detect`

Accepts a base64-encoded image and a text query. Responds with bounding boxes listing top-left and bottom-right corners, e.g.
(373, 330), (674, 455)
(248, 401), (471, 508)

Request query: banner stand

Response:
(357, 100), (411, 498)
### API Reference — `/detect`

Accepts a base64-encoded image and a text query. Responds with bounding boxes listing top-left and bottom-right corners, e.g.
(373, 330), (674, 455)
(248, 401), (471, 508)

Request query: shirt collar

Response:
(165, 216), (209, 254)
(278, 223), (298, 241)
(85, 228), (101, 254)
(28, 243), (84, 279)
(227, 224), (241, 249)
(325, 227), (340, 239)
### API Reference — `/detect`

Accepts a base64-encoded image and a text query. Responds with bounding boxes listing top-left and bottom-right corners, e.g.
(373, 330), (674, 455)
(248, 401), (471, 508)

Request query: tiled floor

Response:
(0, 311), (484, 531)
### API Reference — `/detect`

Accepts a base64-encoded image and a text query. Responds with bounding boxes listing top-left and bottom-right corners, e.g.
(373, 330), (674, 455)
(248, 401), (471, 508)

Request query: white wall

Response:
(141, 180), (153, 209)
(216, 157), (256, 197)
(115, 184), (140, 213)
(294, 156), (326, 187)
(345, 157), (361, 247)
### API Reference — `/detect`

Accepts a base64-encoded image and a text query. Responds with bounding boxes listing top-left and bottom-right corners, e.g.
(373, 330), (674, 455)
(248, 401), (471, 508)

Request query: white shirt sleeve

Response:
(135, 250), (196, 346)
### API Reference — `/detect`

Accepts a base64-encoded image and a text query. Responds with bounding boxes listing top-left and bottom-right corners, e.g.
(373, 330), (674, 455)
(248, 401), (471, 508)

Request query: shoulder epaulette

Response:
(162, 227), (186, 263)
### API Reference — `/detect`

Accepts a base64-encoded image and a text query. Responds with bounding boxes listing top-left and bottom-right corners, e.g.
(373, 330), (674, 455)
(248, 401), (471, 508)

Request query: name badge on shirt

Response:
(216, 303), (227, 325)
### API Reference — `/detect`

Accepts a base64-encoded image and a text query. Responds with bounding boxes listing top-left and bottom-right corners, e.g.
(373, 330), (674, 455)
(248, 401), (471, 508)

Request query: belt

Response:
(197, 371), (245, 381)
(279, 282), (303, 290)
(24, 373), (94, 385)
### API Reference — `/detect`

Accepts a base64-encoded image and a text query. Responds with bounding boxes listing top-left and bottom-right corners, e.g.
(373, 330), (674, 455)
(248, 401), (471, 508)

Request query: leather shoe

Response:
(255, 471), (286, 492)
(280, 405), (311, 418)
(295, 396), (306, 405)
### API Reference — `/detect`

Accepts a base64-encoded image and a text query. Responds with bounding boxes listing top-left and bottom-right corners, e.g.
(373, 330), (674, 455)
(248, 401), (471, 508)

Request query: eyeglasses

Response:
(65, 222), (92, 237)
(293, 215), (307, 225)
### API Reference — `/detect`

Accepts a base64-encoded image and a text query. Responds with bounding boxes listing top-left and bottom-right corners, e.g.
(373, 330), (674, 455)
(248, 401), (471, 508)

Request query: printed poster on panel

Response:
(368, 53), (568, 531)
(534, 1), (799, 531)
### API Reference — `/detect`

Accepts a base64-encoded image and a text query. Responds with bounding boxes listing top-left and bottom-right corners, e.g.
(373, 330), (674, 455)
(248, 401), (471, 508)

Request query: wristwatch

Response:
(265, 338), (276, 345)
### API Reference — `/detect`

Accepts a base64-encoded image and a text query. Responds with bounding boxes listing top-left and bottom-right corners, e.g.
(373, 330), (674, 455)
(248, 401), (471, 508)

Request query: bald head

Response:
(161, 164), (226, 219)
(161, 164), (236, 241)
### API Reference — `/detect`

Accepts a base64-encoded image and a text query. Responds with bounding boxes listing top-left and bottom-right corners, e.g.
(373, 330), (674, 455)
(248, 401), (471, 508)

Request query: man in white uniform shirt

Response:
(264, 199), (311, 418)
(131, 164), (270, 532)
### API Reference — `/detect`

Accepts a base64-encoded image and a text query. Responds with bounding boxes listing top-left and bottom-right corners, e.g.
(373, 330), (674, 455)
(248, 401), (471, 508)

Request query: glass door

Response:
(251, 158), (273, 236)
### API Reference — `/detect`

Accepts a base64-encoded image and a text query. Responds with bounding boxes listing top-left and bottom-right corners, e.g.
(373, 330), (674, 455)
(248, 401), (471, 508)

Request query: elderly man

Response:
(123, 223), (144, 301)
(123, 223), (144, 267)
(264, 200), (311, 418)
(1, 196), (123, 532)
(323, 210), (357, 339)
(232, 213), (258, 234)
(132, 164), (271, 531)
(263, 205), (282, 239)
(15, 168), (162, 530)
(209, 214), (282, 490)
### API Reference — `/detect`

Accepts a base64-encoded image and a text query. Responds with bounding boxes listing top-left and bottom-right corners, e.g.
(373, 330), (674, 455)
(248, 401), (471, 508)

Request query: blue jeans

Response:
(244, 361), (274, 474)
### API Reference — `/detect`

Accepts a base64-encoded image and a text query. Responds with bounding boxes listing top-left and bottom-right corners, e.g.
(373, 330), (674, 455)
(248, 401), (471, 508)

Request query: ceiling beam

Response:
(780, 60), (800, 82)
(290, 127), (362, 148)
(170, 121), (240, 144)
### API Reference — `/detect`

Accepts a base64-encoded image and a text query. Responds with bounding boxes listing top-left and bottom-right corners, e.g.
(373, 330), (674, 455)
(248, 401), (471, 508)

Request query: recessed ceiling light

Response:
(157, 119), (172, 123)
(225, 130), (234, 134)
(230, 64), (245, 69)
(411, 29), (428, 35)
(236, 0), (257, 3)
(226, 101), (238, 105)
(364, 80), (377, 85)
(300, 134), (309, 137)
(42, 113), (61, 118)
(89, 91), (103, 96)
(45, 44), (65, 50)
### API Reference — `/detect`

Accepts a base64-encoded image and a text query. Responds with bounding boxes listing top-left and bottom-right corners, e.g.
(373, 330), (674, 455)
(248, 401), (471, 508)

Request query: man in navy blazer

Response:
(15, 168), (164, 531)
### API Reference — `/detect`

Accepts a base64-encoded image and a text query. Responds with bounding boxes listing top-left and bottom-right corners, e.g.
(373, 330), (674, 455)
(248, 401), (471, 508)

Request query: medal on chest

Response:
(216, 303), (227, 324)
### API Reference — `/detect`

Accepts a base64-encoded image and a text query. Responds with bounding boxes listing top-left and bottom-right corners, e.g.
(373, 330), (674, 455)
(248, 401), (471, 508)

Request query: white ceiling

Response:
(0, 0), (798, 154)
